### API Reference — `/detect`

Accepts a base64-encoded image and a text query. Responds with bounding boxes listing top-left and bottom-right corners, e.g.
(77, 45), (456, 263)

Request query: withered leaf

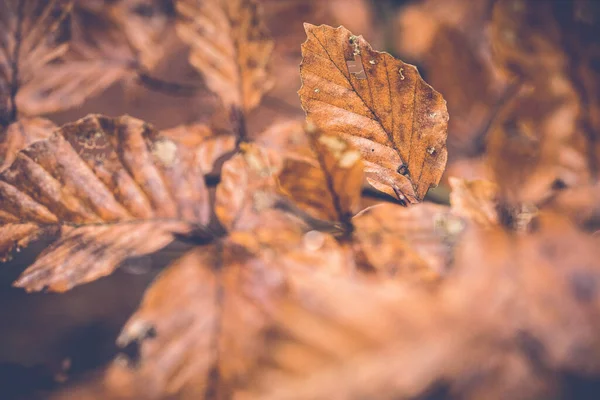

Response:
(278, 128), (364, 224)
(1, 114), (210, 292)
(161, 123), (237, 175)
(215, 143), (282, 232)
(239, 215), (600, 400)
(449, 177), (499, 228)
(352, 202), (462, 281)
(96, 215), (348, 400)
(298, 24), (448, 203)
(0, 0), (73, 124)
(109, 245), (277, 399)
(176, 0), (274, 114)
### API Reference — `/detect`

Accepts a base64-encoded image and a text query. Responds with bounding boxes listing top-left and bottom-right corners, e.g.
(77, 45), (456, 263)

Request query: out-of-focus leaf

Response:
(352, 202), (461, 281)
(0, 0), (73, 123)
(161, 123), (237, 175)
(298, 24), (448, 203)
(215, 143), (282, 232)
(176, 0), (274, 115)
(449, 177), (499, 228)
(278, 128), (363, 224)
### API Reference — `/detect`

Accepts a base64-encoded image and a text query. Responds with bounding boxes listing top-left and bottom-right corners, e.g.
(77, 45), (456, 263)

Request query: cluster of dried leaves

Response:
(1, 0), (600, 399)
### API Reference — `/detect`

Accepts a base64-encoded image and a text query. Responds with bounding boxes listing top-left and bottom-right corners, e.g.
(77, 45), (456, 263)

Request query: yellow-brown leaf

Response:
(298, 24), (448, 203)
(176, 0), (274, 114)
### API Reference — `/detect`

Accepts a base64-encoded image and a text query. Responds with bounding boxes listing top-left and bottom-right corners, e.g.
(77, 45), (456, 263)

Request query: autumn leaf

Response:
(87, 213), (348, 399)
(298, 23), (448, 203)
(238, 214), (600, 400)
(215, 143), (282, 232)
(352, 202), (462, 281)
(0, 0), (73, 124)
(109, 245), (277, 399)
(275, 124), (453, 281)
(278, 127), (363, 225)
(0, 114), (211, 292)
(16, 1), (177, 117)
(161, 123), (237, 175)
(448, 177), (499, 228)
(176, 0), (274, 117)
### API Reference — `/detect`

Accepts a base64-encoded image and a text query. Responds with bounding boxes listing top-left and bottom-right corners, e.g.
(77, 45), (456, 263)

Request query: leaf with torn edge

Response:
(298, 23), (448, 203)
(0, 0), (73, 124)
(1, 114), (210, 292)
(176, 0), (274, 114)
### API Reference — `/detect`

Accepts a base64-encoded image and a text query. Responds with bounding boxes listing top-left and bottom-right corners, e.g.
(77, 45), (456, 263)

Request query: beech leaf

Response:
(215, 143), (282, 232)
(0, 0), (73, 124)
(278, 127), (364, 224)
(0, 114), (210, 291)
(298, 24), (449, 203)
(176, 0), (274, 114)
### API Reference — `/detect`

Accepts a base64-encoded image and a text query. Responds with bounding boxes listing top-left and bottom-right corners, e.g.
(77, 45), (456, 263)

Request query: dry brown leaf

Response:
(215, 143), (282, 232)
(176, 0), (274, 115)
(17, 1), (177, 117)
(0, 0), (73, 123)
(74, 214), (349, 400)
(0, 118), (56, 171)
(298, 24), (448, 204)
(161, 123), (237, 175)
(352, 202), (462, 281)
(394, 0), (506, 157)
(0, 114), (210, 291)
(486, 83), (589, 208)
(238, 214), (600, 400)
(449, 177), (499, 227)
(107, 245), (279, 399)
(489, 0), (599, 182)
(278, 129), (364, 224)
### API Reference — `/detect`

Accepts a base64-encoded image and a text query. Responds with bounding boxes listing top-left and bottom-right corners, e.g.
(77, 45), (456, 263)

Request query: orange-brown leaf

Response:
(0, 0), (73, 123)
(278, 131), (364, 223)
(449, 177), (499, 227)
(215, 143), (282, 231)
(298, 24), (448, 203)
(176, 0), (274, 114)
(352, 202), (461, 281)
(1, 114), (210, 292)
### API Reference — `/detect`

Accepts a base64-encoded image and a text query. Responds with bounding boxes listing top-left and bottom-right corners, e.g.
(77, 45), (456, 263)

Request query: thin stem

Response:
(136, 70), (204, 97)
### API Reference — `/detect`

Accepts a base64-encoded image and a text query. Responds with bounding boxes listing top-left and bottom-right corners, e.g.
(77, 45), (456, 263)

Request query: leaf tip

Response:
(303, 22), (316, 33)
